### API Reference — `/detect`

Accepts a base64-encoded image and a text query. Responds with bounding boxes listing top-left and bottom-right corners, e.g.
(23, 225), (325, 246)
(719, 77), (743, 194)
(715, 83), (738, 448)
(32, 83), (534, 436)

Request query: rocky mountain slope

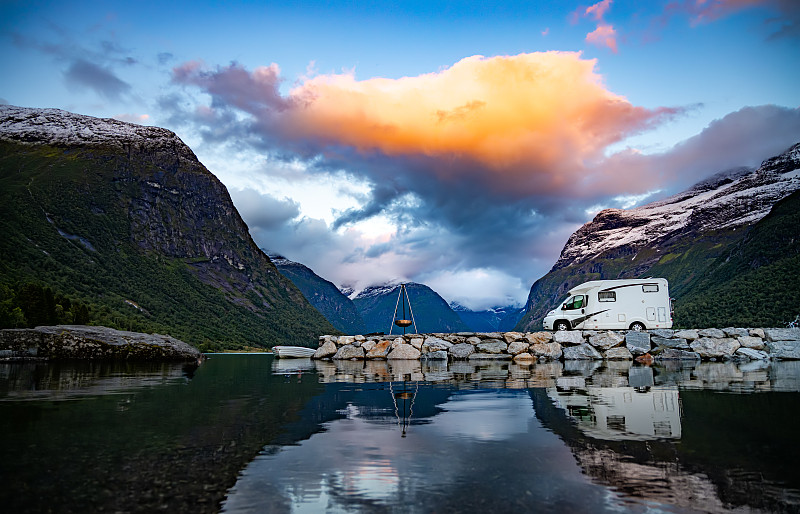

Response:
(0, 105), (335, 349)
(516, 142), (800, 331)
(351, 283), (470, 334)
(269, 254), (365, 334)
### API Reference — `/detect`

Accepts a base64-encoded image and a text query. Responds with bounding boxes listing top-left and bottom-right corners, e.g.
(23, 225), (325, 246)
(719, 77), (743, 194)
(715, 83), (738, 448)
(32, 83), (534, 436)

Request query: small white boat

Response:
(272, 346), (316, 358)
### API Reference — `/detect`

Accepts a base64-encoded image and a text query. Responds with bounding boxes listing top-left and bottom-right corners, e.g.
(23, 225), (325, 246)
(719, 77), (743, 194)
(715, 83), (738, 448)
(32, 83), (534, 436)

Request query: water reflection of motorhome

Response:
(548, 384), (681, 440)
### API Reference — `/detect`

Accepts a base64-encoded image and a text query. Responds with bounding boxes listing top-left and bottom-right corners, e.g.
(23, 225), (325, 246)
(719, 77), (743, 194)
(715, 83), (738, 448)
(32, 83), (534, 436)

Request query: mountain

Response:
(352, 282), (470, 334)
(269, 254), (365, 334)
(451, 303), (525, 332)
(0, 105), (335, 350)
(516, 142), (800, 331)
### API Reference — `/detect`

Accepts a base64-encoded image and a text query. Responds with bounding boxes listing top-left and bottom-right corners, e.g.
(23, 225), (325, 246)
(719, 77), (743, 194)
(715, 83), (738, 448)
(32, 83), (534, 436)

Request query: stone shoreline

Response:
(314, 327), (800, 362)
(0, 325), (203, 362)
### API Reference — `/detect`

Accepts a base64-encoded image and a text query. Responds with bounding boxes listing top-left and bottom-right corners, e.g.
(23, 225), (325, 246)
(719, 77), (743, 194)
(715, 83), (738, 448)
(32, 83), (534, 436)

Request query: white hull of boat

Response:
(273, 346), (316, 358)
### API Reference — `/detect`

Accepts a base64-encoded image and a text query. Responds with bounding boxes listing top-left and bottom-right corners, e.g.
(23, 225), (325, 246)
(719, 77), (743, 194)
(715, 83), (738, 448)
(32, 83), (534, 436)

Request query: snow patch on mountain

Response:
(554, 142), (800, 270)
(0, 105), (189, 154)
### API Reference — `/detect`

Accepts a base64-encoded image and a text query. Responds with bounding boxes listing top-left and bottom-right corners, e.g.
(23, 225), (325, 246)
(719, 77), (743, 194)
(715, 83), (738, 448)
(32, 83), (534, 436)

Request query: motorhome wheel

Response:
(629, 322), (645, 331)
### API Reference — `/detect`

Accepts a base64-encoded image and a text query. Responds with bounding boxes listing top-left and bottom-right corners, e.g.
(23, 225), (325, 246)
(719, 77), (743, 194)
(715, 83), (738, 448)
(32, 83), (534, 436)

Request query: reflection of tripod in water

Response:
(390, 376), (419, 437)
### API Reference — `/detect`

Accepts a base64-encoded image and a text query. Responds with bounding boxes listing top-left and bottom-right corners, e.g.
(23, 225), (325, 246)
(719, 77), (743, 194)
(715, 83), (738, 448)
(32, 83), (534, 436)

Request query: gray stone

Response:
(422, 337), (452, 353)
(655, 348), (701, 361)
(764, 328), (800, 342)
(588, 331), (625, 350)
(722, 327), (749, 338)
(736, 347), (769, 360)
(690, 337), (740, 359)
(449, 343), (475, 359)
(530, 342), (563, 360)
(361, 340), (377, 352)
(651, 336), (690, 349)
(649, 329), (675, 338)
(563, 343), (603, 360)
(421, 350), (448, 360)
(674, 329), (699, 341)
(466, 337), (482, 346)
(698, 328), (726, 338)
(478, 332), (503, 340)
(313, 340), (337, 359)
(388, 343), (421, 360)
(604, 347), (633, 360)
(625, 332), (651, 356)
(766, 341), (800, 360)
(749, 328), (765, 338)
(366, 340), (392, 359)
(554, 330), (584, 346)
(333, 344), (365, 360)
(477, 339), (508, 354)
(737, 336), (765, 350)
(507, 341), (530, 355)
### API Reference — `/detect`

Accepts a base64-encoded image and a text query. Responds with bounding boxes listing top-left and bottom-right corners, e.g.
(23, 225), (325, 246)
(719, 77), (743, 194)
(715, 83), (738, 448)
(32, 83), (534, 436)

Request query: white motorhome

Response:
(543, 278), (673, 331)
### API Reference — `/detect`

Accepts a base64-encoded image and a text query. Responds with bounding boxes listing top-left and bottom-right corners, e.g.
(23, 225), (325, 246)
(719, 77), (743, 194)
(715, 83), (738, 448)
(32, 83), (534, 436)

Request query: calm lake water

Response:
(1, 355), (799, 513)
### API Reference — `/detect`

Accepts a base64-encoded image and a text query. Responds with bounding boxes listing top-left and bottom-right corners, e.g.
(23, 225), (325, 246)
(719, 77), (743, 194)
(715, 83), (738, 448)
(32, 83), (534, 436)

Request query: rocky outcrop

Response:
(313, 327), (796, 362)
(0, 325), (202, 361)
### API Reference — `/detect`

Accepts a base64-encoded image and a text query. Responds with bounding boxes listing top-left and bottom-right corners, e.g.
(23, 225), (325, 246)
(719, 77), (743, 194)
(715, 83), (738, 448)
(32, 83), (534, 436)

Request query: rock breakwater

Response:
(0, 325), (203, 361)
(314, 327), (800, 362)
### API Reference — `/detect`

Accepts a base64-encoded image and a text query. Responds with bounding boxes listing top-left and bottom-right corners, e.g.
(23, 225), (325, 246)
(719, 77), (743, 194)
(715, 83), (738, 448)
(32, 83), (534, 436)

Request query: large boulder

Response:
(690, 337), (740, 359)
(625, 332), (651, 356)
(588, 331), (624, 350)
(604, 347), (633, 360)
(421, 350), (448, 360)
(313, 340), (337, 359)
(650, 329), (675, 338)
(503, 332), (525, 344)
(333, 344), (365, 360)
(526, 332), (553, 345)
(736, 348), (769, 360)
(422, 337), (452, 353)
(507, 341), (530, 355)
(477, 339), (507, 354)
(722, 327), (749, 338)
(387, 343), (421, 360)
(764, 328), (800, 342)
(530, 342), (563, 360)
(563, 343), (602, 360)
(766, 341), (800, 360)
(0, 325), (202, 361)
(673, 329), (699, 341)
(737, 336), (765, 350)
(698, 328), (726, 339)
(449, 343), (475, 359)
(553, 331), (584, 346)
(366, 340), (392, 359)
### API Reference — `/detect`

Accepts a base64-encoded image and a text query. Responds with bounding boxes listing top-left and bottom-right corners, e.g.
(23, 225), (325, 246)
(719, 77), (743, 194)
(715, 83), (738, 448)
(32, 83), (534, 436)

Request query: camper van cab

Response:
(543, 278), (673, 331)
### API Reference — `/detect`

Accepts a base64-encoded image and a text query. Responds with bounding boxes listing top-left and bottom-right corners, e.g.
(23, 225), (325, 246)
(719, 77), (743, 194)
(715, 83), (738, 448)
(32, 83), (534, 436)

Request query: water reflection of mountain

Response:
(531, 364), (800, 513)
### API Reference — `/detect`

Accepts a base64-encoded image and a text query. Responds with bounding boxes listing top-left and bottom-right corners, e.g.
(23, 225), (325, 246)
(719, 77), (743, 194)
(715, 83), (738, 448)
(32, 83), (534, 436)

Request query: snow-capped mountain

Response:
(554, 143), (800, 270)
(450, 302), (525, 332)
(516, 141), (800, 331)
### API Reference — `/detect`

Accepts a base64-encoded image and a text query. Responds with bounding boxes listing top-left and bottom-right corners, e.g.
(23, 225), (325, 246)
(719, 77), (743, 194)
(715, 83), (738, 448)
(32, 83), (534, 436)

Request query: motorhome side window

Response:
(564, 295), (586, 310)
(642, 284), (659, 293)
(598, 291), (616, 302)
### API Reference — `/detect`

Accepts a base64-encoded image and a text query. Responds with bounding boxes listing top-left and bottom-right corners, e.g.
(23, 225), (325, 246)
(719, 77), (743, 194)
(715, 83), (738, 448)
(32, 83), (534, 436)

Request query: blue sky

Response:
(2, 0), (799, 309)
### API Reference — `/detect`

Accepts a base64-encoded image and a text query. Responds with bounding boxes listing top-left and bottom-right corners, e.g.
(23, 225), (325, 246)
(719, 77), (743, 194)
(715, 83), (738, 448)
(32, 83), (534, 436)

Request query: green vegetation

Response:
(0, 140), (335, 351)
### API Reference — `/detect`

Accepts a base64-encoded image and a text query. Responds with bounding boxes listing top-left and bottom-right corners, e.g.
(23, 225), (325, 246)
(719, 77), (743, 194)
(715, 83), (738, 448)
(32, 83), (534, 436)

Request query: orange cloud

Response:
(279, 52), (663, 184)
(586, 24), (619, 52)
